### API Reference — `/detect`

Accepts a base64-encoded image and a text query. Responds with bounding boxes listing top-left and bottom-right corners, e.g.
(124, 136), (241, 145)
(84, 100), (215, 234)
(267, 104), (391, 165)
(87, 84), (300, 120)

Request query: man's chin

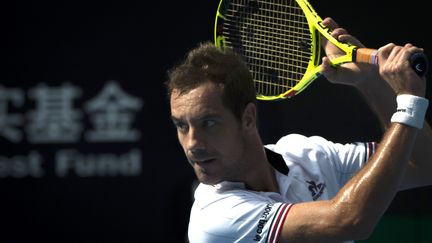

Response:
(197, 175), (222, 186)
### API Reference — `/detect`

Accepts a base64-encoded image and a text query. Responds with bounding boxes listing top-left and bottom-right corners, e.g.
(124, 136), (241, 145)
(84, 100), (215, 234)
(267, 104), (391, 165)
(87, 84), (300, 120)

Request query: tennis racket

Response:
(214, 0), (429, 100)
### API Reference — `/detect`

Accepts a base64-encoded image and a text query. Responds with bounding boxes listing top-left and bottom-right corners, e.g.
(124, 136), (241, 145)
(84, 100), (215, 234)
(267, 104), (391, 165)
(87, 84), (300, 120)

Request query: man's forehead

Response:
(170, 82), (225, 117)
(171, 82), (223, 104)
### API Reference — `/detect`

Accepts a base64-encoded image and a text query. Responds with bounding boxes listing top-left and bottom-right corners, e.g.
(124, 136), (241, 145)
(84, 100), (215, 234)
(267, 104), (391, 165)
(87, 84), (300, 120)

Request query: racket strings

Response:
(221, 0), (312, 97)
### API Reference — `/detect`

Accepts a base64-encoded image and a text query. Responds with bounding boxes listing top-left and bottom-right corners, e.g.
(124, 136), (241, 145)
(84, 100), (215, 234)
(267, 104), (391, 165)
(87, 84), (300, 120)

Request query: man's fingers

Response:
(320, 57), (335, 77)
(321, 17), (339, 29)
(378, 43), (397, 65)
(337, 34), (365, 48)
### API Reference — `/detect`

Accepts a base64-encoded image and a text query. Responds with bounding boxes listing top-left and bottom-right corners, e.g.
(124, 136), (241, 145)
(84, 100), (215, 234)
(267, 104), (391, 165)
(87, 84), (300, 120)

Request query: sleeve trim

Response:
(365, 141), (377, 162)
(266, 203), (293, 243)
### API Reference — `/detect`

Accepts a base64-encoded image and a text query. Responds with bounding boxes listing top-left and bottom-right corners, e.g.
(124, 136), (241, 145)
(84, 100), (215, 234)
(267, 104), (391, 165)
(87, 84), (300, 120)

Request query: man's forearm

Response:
(280, 123), (419, 242)
(356, 76), (432, 189)
(403, 122), (432, 189)
(333, 123), (418, 236)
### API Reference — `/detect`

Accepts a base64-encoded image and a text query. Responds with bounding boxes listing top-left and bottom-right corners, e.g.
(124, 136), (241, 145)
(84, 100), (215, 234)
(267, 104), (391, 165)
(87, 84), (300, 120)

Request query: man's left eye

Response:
(203, 120), (216, 128)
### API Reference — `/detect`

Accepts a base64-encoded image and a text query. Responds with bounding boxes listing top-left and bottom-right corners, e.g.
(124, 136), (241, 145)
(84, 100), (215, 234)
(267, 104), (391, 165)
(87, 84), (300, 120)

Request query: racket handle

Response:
(355, 48), (429, 77)
(409, 52), (429, 77)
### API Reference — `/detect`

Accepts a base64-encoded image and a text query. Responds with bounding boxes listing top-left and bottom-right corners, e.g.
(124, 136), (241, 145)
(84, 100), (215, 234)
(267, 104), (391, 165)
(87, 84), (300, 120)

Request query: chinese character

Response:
(85, 80), (143, 142)
(27, 83), (83, 143)
(0, 85), (24, 143)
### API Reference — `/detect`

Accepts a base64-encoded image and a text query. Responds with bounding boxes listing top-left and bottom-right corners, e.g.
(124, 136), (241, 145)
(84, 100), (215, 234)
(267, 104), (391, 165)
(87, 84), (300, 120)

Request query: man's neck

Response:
(242, 138), (280, 193)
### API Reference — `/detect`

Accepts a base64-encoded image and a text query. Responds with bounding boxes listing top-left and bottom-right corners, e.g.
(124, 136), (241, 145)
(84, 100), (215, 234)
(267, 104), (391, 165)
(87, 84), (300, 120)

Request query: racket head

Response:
(214, 0), (323, 100)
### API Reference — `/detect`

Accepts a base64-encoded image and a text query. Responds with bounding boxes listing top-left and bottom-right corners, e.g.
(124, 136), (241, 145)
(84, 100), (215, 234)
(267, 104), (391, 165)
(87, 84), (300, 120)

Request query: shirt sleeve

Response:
(272, 134), (377, 188)
(188, 187), (293, 243)
(308, 136), (377, 186)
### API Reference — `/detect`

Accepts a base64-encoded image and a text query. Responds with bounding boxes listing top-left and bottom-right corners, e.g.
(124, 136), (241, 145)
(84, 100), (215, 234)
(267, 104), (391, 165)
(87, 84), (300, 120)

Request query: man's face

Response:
(170, 81), (248, 185)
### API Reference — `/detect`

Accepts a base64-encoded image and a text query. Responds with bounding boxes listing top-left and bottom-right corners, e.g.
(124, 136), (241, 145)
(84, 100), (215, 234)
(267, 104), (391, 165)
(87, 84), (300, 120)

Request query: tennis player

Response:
(166, 18), (432, 243)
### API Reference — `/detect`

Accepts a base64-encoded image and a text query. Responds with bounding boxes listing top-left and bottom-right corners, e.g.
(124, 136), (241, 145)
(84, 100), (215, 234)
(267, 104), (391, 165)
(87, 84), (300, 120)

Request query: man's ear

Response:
(241, 102), (257, 132)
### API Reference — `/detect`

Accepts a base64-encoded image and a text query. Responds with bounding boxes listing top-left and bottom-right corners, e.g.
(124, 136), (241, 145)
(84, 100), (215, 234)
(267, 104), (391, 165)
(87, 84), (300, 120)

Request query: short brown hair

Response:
(166, 42), (256, 121)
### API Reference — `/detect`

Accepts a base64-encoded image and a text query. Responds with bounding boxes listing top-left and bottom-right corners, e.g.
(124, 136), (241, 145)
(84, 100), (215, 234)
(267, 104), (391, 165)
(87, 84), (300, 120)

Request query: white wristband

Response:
(390, 94), (429, 129)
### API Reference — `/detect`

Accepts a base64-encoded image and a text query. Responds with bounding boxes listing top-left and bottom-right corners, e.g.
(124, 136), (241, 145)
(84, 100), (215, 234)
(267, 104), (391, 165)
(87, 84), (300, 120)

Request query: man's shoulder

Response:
(189, 183), (289, 243)
(192, 182), (280, 211)
(265, 133), (333, 159)
(193, 182), (260, 203)
(278, 133), (331, 146)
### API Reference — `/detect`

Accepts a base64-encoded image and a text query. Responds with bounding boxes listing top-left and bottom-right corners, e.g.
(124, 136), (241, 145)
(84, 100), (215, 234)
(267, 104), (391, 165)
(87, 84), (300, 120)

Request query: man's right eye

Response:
(174, 122), (188, 133)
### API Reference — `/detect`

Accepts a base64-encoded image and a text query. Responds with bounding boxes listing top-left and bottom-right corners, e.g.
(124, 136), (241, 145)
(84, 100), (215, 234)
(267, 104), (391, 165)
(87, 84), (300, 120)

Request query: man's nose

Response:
(186, 127), (206, 154)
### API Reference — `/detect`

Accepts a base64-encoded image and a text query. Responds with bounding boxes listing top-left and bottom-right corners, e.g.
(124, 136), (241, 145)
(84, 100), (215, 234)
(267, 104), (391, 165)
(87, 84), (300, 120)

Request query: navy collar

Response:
(264, 147), (289, 175)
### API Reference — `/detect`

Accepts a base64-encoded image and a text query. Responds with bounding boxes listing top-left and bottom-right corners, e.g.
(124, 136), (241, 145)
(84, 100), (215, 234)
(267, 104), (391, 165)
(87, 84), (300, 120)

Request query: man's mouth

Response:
(191, 158), (216, 164)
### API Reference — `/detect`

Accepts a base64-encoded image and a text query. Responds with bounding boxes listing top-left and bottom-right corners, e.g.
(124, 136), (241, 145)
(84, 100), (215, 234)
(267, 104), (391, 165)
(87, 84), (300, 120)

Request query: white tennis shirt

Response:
(188, 134), (376, 243)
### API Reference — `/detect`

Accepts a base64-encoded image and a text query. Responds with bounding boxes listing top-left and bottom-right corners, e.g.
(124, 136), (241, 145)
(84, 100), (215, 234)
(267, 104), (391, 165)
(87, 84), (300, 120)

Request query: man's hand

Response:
(319, 17), (380, 88)
(377, 43), (427, 97)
